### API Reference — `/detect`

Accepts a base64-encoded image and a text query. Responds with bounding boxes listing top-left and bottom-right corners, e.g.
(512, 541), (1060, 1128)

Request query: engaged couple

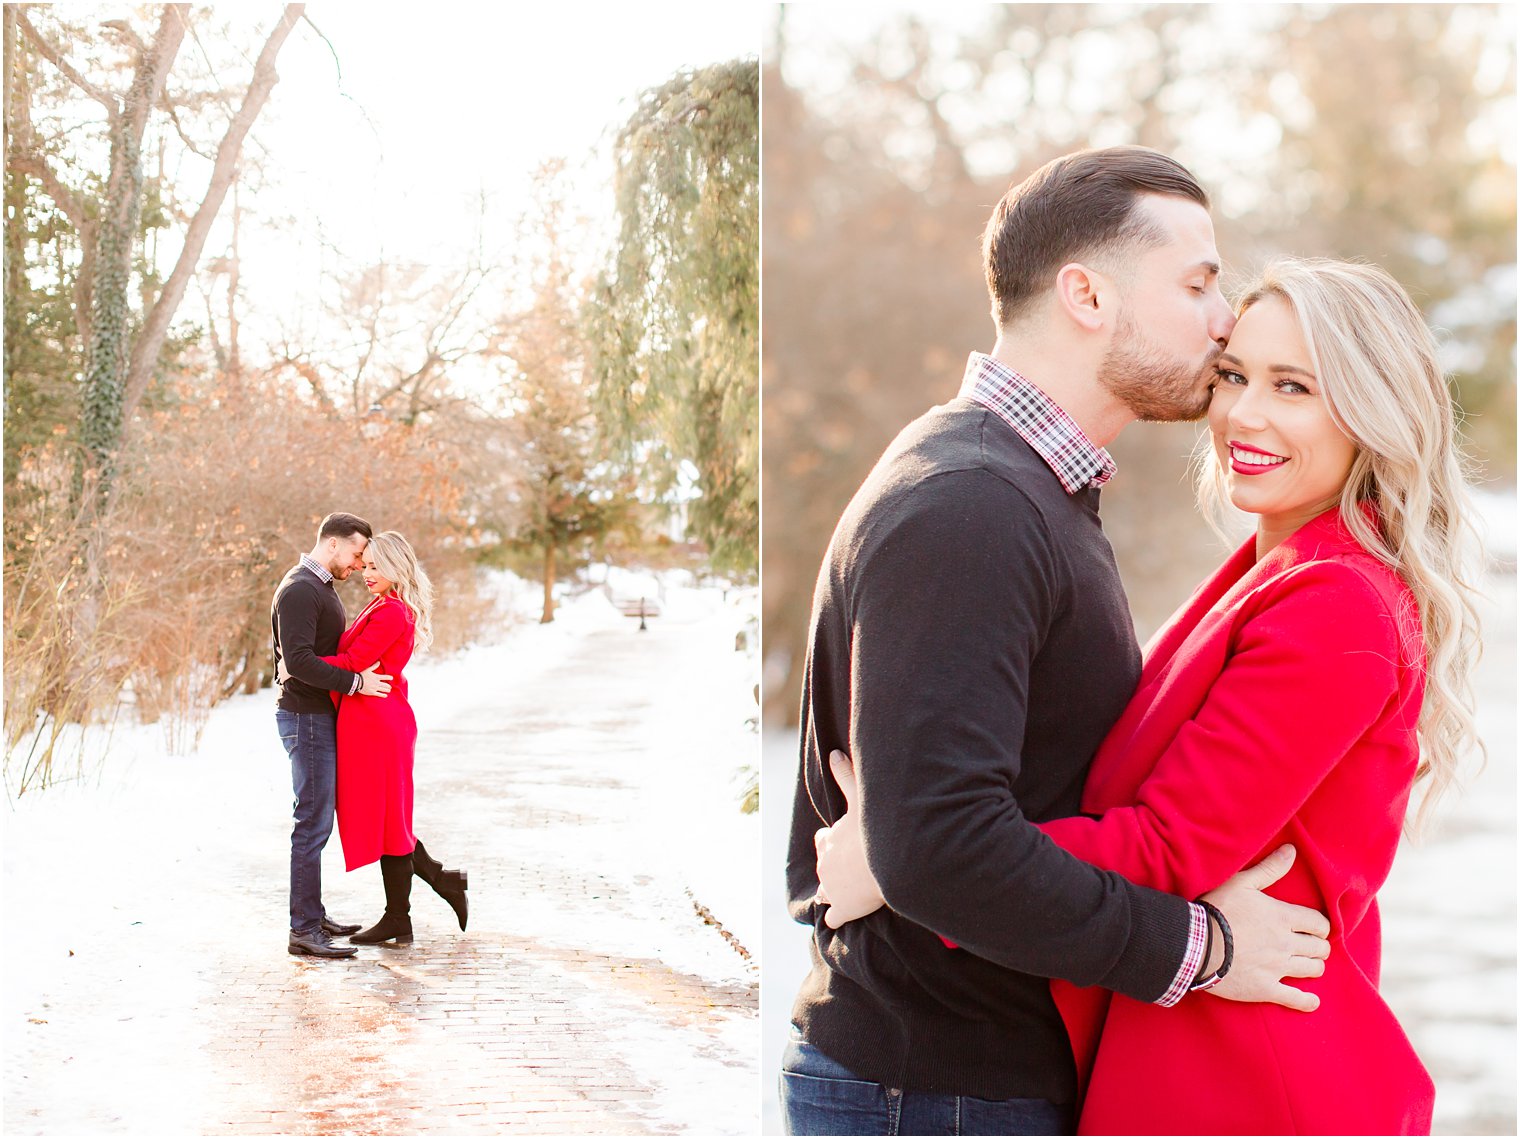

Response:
(783, 147), (1480, 1135)
(272, 513), (470, 960)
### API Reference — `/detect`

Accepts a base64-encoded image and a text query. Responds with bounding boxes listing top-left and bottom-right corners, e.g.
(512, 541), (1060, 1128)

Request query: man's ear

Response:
(1053, 261), (1113, 334)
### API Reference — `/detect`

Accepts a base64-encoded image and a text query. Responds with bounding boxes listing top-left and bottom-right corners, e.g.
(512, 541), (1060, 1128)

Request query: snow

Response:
(4, 579), (760, 1135)
(1472, 485), (1518, 566)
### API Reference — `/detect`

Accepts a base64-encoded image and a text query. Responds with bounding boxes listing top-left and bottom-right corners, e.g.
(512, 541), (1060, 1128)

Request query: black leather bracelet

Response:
(1193, 899), (1234, 990)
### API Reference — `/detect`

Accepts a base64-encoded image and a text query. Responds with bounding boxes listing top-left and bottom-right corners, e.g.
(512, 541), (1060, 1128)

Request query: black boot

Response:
(411, 839), (468, 931)
(350, 854), (414, 944)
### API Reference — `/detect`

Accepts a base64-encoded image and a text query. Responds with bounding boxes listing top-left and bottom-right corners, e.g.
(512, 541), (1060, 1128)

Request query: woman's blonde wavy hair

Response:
(1196, 258), (1485, 834)
(367, 530), (434, 653)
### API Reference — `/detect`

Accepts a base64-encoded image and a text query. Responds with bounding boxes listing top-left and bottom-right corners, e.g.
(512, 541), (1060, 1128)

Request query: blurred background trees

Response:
(504, 161), (638, 625)
(3, 5), (757, 787)
(589, 59), (759, 576)
(761, 3), (1516, 726)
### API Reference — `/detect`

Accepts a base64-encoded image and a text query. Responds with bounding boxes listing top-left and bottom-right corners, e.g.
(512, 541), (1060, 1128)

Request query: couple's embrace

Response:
(272, 514), (468, 960)
(783, 148), (1481, 1135)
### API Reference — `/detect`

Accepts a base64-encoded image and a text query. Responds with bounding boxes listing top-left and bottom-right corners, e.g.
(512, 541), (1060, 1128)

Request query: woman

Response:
(320, 530), (469, 944)
(814, 259), (1483, 1134)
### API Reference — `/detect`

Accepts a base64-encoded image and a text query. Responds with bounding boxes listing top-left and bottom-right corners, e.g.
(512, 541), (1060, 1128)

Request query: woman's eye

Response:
(1278, 380), (1309, 395)
(1214, 368), (1246, 385)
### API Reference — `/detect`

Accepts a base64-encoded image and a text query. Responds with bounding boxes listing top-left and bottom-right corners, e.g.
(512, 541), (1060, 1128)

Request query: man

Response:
(273, 511), (392, 959)
(782, 148), (1333, 1135)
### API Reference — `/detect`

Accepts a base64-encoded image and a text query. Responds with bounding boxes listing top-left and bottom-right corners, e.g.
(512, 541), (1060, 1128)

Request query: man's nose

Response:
(1211, 295), (1237, 348)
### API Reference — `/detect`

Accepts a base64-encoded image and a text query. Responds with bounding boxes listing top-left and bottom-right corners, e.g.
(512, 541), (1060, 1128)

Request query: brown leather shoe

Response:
(321, 915), (361, 937)
(288, 927), (358, 958)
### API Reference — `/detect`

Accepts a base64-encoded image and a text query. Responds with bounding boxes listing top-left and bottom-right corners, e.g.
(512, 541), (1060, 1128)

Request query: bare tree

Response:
(8, 4), (304, 497)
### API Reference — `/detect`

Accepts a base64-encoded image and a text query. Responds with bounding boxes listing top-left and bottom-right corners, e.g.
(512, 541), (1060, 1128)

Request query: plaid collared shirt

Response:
(300, 552), (333, 583)
(959, 352), (1117, 495)
(960, 350), (1211, 1005)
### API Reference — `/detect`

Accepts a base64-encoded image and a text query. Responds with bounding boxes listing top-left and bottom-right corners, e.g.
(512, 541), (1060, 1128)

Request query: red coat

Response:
(1039, 507), (1434, 1135)
(322, 595), (417, 872)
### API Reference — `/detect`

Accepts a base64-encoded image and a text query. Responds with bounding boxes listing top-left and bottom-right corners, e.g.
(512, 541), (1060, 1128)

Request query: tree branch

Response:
(161, 99), (216, 160)
(97, 5), (188, 241)
(14, 7), (117, 111)
(6, 152), (90, 235)
(301, 12), (341, 83)
(7, 13), (95, 244)
(123, 6), (191, 156)
(99, 19), (146, 57)
(123, 4), (304, 422)
(301, 10), (382, 146)
(270, 350), (336, 413)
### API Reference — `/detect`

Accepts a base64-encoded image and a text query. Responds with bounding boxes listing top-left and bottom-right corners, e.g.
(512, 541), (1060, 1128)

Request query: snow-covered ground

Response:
(761, 570), (1517, 1136)
(5, 579), (760, 1135)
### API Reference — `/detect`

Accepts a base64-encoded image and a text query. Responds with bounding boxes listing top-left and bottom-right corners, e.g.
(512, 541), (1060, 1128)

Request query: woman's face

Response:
(1208, 296), (1357, 537)
(361, 555), (396, 598)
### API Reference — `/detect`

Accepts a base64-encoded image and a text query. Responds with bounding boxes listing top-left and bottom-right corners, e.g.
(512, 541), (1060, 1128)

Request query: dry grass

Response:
(4, 373), (496, 789)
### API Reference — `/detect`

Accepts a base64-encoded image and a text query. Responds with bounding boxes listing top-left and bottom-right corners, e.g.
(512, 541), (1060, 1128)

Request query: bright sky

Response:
(191, 4), (757, 357)
(269, 5), (756, 255)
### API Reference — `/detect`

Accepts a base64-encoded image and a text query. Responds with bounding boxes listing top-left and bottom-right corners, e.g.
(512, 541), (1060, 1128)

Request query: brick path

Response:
(201, 935), (755, 1135)
(5, 593), (759, 1135)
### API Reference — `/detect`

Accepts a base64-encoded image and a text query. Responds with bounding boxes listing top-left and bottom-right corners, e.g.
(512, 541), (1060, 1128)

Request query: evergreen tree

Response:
(507, 163), (632, 623)
(589, 58), (758, 575)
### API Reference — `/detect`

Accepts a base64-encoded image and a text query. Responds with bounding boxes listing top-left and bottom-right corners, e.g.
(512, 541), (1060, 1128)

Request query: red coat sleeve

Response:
(320, 603), (408, 674)
(1037, 559), (1404, 902)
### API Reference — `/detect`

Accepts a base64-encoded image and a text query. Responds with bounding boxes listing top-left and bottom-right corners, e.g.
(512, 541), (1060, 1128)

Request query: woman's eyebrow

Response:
(1216, 352), (1316, 379)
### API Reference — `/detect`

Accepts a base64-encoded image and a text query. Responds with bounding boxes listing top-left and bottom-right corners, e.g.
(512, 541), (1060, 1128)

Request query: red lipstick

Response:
(1227, 440), (1288, 476)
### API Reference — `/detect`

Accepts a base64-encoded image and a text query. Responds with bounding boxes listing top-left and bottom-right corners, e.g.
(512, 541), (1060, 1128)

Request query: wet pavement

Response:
(5, 592), (760, 1134)
(198, 934), (755, 1135)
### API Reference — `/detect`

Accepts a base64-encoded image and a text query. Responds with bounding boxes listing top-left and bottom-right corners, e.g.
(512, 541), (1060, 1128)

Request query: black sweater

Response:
(785, 399), (1193, 1103)
(271, 563), (358, 714)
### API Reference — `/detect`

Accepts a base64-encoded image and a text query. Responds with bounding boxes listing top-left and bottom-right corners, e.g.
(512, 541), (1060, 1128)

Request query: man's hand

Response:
(358, 663), (392, 698)
(814, 749), (887, 929)
(276, 658), (290, 685)
(1201, 844), (1331, 1012)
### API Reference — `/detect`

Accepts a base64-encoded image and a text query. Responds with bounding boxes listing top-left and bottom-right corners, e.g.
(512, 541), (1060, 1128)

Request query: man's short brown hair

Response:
(983, 146), (1210, 327)
(317, 512), (372, 542)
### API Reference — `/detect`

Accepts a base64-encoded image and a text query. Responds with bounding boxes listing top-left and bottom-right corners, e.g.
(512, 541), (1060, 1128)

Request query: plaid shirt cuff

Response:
(349, 672), (361, 695)
(1155, 901), (1209, 1007)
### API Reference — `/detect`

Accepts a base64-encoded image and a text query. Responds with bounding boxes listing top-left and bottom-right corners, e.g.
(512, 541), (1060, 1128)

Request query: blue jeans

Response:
(277, 709), (338, 933)
(779, 1031), (1073, 1136)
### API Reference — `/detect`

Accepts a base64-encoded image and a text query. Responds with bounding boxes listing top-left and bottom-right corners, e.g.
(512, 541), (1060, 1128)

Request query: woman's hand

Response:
(813, 749), (887, 929)
(276, 658), (290, 684)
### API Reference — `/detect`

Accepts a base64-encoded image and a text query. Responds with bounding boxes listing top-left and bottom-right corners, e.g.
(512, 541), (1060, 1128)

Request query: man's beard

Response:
(1099, 314), (1217, 423)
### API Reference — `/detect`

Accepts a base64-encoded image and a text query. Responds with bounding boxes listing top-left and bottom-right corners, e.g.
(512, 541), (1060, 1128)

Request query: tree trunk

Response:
(226, 174), (241, 380)
(540, 542), (556, 624)
(78, 5), (188, 494)
(3, 8), (23, 485)
(9, 7), (104, 367)
(122, 3), (303, 425)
